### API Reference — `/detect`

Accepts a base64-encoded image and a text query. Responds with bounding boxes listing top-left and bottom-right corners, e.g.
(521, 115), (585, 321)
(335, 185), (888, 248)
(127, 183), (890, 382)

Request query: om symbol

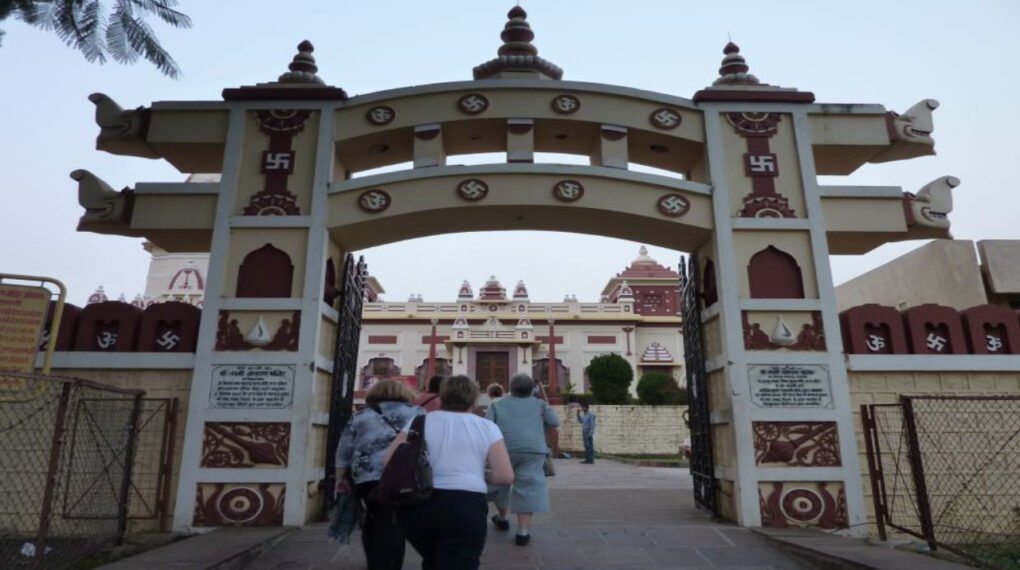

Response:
(553, 180), (584, 202)
(358, 190), (391, 213)
(458, 94), (489, 115)
(551, 95), (580, 114)
(366, 106), (395, 125)
(457, 179), (489, 201)
(656, 193), (691, 217)
(650, 108), (682, 129)
(96, 331), (118, 350)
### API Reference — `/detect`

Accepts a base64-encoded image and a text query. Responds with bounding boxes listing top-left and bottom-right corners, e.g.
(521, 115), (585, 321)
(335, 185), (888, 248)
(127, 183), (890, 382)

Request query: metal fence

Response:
(862, 395), (1020, 570)
(0, 371), (143, 569)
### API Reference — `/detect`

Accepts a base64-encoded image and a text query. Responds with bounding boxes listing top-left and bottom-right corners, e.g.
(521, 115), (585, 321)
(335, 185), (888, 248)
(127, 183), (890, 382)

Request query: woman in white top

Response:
(385, 375), (513, 570)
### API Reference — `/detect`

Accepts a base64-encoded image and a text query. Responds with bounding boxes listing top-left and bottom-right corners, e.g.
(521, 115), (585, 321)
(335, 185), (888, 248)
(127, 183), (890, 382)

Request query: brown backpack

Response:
(369, 414), (433, 508)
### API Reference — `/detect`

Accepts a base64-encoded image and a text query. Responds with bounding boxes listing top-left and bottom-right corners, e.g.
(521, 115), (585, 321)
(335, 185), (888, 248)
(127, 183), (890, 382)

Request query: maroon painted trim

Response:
(587, 335), (617, 344)
(222, 86), (348, 101)
(414, 127), (441, 141)
(507, 121), (534, 135)
(902, 304), (967, 355)
(839, 304), (909, 355)
(692, 89), (815, 103)
(367, 335), (398, 344)
(600, 127), (627, 141)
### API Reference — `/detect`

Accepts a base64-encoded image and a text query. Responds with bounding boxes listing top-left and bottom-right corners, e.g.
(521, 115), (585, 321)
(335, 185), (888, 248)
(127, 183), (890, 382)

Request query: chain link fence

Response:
(863, 395), (1020, 570)
(0, 371), (143, 569)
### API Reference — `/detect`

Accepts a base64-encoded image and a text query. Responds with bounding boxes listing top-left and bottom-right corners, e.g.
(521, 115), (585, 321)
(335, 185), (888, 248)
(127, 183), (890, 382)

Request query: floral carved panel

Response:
(201, 422), (290, 468)
(752, 422), (840, 467)
(193, 483), (285, 527)
(759, 481), (847, 530)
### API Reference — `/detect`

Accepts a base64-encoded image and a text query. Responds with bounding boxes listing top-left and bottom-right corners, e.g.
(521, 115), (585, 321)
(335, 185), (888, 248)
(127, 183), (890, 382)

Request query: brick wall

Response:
(552, 405), (689, 455)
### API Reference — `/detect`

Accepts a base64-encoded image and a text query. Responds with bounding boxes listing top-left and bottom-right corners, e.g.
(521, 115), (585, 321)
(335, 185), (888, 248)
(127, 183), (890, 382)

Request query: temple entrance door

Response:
(475, 351), (509, 391)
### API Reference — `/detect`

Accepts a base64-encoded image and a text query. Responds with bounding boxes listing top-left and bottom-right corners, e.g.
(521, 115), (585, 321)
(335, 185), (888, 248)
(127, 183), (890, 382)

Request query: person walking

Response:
(335, 379), (423, 570)
(486, 373), (561, 546)
(412, 374), (444, 412)
(387, 375), (514, 570)
(576, 402), (597, 464)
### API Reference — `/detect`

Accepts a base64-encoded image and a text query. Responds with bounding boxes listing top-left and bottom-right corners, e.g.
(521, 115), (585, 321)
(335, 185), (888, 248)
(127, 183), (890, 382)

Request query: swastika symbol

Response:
(865, 334), (886, 352)
(156, 330), (181, 351)
(457, 179), (488, 201)
(926, 333), (947, 352)
(746, 154), (778, 175)
(262, 152), (293, 173)
(651, 108), (681, 129)
(96, 331), (118, 350)
(458, 94), (489, 114)
(657, 193), (691, 217)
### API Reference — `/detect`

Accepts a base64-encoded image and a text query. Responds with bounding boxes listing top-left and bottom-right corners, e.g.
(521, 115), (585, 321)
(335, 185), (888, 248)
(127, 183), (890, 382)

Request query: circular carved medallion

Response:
(457, 94), (489, 115)
(552, 179), (584, 202)
(366, 106), (395, 126)
(217, 487), (264, 524)
(780, 488), (824, 523)
(726, 111), (782, 136)
(657, 193), (691, 217)
(255, 110), (312, 135)
(550, 94), (581, 115)
(650, 108), (682, 130)
(457, 179), (489, 201)
(358, 189), (391, 213)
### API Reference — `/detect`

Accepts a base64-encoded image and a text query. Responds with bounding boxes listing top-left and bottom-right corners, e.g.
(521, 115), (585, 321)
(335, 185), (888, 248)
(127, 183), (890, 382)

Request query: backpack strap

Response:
(407, 413), (426, 441)
(370, 404), (403, 434)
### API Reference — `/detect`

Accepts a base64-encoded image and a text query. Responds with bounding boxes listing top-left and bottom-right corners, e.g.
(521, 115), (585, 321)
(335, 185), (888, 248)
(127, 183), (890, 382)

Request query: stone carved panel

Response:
(201, 422), (290, 468)
(759, 481), (847, 530)
(753, 422), (840, 466)
(743, 312), (825, 351)
(215, 311), (300, 351)
(193, 483), (285, 527)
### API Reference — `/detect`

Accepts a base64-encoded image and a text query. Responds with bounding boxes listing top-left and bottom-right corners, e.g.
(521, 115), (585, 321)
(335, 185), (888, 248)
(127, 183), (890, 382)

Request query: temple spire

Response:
(277, 40), (325, 85)
(693, 41), (814, 103)
(713, 42), (760, 86)
(473, 6), (563, 80)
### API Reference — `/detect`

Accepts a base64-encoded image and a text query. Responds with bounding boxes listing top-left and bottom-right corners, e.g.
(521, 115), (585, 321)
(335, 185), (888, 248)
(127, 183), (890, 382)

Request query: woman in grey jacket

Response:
(486, 373), (560, 545)
(335, 379), (423, 569)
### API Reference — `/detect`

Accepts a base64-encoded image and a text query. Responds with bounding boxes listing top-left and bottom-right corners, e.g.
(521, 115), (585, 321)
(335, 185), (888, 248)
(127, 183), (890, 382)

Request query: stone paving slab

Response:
(249, 459), (809, 570)
(98, 527), (287, 570)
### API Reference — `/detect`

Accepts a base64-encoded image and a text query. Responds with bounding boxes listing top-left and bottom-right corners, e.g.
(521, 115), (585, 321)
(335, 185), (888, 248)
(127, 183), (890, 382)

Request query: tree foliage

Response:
(585, 353), (633, 404)
(636, 371), (687, 405)
(0, 0), (191, 78)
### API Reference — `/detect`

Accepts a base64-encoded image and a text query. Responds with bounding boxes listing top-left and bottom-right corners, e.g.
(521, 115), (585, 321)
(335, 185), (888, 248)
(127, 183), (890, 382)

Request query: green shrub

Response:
(585, 354), (633, 404)
(564, 392), (597, 405)
(637, 372), (687, 405)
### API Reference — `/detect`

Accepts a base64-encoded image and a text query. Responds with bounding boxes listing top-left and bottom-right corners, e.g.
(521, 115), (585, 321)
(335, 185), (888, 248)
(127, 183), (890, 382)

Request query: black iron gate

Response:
(324, 254), (367, 508)
(680, 255), (717, 515)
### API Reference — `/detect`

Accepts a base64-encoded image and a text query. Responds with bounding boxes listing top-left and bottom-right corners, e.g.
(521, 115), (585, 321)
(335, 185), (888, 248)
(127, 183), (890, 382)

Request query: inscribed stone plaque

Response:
(748, 364), (833, 408)
(210, 364), (295, 409)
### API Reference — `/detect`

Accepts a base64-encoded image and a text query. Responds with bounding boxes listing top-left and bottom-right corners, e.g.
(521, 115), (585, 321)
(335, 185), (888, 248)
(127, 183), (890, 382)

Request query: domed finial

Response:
(473, 5), (563, 80)
(278, 40), (325, 85)
(639, 245), (648, 256)
(713, 41), (759, 86)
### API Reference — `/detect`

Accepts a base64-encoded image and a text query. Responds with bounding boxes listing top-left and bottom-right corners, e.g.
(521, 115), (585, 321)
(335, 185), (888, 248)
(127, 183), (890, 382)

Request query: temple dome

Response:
(473, 6), (563, 80)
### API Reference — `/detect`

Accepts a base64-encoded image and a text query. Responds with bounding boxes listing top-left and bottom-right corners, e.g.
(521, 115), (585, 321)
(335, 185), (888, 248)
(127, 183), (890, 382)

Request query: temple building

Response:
(92, 246), (685, 394)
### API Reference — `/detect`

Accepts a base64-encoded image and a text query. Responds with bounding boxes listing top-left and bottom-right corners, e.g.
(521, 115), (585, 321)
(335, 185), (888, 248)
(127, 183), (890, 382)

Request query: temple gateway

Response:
(53, 5), (1020, 542)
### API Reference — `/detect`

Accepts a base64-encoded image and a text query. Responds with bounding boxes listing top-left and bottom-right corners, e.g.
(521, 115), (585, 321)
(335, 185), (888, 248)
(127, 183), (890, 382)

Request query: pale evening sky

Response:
(1, 1), (1017, 305)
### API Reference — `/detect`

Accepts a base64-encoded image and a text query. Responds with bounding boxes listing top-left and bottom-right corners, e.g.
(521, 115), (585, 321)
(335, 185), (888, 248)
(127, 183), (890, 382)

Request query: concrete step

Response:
(98, 527), (289, 570)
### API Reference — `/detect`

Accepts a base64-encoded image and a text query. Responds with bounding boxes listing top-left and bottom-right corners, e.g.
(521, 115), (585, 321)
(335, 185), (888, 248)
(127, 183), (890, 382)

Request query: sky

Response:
(1, 0), (1018, 305)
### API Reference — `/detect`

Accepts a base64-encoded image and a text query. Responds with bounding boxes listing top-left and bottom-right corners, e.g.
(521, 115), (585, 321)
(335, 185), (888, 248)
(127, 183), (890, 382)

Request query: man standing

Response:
(576, 403), (596, 464)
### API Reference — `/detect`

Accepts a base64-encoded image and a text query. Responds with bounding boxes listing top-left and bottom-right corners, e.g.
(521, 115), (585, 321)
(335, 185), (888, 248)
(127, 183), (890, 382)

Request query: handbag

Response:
(368, 414), (432, 508)
(327, 487), (362, 544)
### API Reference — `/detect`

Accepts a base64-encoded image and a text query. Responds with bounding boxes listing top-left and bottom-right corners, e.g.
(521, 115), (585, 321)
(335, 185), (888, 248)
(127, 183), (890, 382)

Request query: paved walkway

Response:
(249, 459), (811, 569)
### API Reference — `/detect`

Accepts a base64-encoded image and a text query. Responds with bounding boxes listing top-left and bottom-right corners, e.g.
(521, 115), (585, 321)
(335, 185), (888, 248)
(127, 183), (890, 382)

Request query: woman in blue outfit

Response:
(335, 379), (423, 570)
(486, 373), (560, 545)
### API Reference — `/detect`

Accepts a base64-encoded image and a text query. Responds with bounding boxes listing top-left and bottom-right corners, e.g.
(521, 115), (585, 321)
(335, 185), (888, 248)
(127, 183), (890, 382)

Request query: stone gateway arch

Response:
(73, 7), (955, 533)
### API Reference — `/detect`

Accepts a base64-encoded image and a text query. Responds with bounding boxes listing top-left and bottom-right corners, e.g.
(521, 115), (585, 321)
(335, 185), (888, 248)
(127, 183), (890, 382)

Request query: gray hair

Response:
(509, 373), (535, 397)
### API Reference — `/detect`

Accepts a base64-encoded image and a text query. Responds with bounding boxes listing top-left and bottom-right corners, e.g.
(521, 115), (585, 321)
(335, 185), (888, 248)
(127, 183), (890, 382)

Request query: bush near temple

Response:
(585, 354), (633, 404)
(636, 372), (687, 405)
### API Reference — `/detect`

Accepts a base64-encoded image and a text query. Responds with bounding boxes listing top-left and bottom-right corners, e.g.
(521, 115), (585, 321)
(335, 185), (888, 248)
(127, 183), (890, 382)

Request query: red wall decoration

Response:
(236, 244), (294, 298)
(753, 422), (841, 466)
(759, 482), (847, 530)
(902, 304), (966, 355)
(42, 301), (81, 352)
(193, 483), (284, 527)
(74, 301), (142, 351)
(702, 258), (718, 308)
(839, 304), (908, 355)
(748, 246), (804, 299)
(323, 258), (338, 307)
(961, 304), (1020, 354)
(137, 301), (201, 352)
(201, 422), (291, 468)
(215, 311), (300, 351)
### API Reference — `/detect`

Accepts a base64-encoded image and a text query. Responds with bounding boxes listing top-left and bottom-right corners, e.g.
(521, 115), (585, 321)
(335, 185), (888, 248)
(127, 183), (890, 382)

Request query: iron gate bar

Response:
(154, 398), (178, 531)
(33, 381), (72, 567)
(62, 398), (137, 519)
(324, 254), (367, 510)
(116, 392), (143, 544)
(860, 404), (887, 541)
(900, 396), (938, 552)
(680, 255), (717, 516)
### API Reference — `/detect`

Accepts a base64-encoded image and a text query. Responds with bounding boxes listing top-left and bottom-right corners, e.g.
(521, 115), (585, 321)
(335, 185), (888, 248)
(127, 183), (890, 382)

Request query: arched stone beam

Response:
(327, 164), (713, 251)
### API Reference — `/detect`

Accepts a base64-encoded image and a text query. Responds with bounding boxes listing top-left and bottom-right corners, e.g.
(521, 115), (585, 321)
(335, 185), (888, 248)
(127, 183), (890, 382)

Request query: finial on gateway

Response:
(713, 42), (760, 87)
(694, 41), (814, 103)
(277, 40), (325, 85)
(473, 6), (563, 80)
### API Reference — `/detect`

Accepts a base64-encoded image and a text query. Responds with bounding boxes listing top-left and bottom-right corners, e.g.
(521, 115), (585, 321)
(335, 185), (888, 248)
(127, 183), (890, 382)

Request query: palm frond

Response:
(125, 0), (190, 28)
(117, 9), (179, 78)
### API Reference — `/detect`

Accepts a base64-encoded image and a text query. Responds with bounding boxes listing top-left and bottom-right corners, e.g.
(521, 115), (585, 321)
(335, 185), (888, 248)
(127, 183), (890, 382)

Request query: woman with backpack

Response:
(335, 379), (423, 570)
(385, 375), (514, 570)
